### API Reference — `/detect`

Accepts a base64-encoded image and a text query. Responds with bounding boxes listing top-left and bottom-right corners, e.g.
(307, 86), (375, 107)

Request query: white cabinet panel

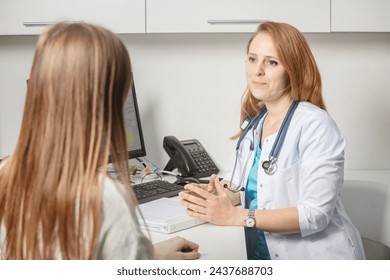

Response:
(0, 0), (145, 35)
(146, 0), (330, 33)
(332, 0), (390, 32)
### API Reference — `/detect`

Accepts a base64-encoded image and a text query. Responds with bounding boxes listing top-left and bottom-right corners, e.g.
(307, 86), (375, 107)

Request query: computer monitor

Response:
(123, 83), (146, 159)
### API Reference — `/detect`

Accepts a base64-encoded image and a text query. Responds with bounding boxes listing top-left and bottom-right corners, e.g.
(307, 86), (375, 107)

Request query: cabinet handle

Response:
(207, 19), (268, 24)
(23, 21), (59, 27)
(23, 21), (82, 27)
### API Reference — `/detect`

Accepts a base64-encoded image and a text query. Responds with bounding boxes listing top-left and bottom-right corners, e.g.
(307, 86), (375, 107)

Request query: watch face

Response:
(245, 218), (255, 228)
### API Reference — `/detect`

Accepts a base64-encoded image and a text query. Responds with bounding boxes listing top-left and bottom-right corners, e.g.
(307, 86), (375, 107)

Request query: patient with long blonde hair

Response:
(0, 22), (200, 260)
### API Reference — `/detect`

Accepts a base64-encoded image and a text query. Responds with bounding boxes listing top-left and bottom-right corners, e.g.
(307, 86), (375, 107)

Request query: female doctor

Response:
(179, 21), (365, 260)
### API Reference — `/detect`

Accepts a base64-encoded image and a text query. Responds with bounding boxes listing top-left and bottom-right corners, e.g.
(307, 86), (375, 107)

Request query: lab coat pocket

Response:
(271, 161), (300, 207)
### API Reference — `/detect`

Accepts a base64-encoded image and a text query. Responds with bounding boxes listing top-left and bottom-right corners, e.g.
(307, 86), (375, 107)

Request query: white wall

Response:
(1, 32), (390, 172)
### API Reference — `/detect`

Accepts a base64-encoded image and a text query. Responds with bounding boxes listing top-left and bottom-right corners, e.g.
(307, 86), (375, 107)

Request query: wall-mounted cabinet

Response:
(331, 0), (390, 32)
(146, 0), (330, 33)
(0, 0), (145, 35)
(1, 0), (390, 35)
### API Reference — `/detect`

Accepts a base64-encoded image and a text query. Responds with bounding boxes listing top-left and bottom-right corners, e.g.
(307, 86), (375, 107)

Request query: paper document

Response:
(137, 197), (206, 234)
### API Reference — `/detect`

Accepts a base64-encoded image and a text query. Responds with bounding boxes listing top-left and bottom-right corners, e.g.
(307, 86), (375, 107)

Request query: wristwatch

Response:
(244, 209), (256, 228)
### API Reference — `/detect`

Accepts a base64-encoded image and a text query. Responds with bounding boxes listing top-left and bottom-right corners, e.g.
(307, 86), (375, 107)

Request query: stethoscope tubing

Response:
(235, 108), (267, 151)
(228, 140), (254, 193)
(268, 100), (298, 159)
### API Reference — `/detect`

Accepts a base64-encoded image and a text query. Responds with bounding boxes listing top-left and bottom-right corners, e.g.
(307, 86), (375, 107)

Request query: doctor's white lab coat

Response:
(226, 102), (365, 259)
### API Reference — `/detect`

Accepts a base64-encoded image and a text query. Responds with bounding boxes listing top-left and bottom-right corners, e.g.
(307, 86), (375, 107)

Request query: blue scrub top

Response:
(245, 140), (271, 260)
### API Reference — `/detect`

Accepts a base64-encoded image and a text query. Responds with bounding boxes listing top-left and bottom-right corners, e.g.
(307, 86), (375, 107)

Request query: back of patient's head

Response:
(25, 22), (132, 166)
(0, 22), (132, 259)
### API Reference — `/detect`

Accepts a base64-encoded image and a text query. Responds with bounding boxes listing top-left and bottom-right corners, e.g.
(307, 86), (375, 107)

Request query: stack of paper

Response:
(137, 197), (206, 234)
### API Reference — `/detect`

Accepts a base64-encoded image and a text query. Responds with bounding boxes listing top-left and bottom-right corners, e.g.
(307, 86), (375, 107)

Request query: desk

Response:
(147, 223), (247, 260)
(131, 172), (247, 260)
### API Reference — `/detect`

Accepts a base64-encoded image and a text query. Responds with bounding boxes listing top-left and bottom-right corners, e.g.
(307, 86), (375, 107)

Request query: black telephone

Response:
(163, 136), (219, 178)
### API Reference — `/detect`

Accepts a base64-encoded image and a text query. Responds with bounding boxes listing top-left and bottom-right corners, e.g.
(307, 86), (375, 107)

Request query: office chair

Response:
(341, 180), (390, 260)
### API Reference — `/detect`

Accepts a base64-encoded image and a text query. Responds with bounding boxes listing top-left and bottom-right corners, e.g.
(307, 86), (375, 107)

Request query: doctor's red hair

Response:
(235, 21), (325, 139)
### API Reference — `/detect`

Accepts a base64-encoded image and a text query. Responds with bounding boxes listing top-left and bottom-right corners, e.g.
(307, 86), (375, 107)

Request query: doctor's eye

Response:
(267, 59), (279, 66)
(247, 55), (257, 63)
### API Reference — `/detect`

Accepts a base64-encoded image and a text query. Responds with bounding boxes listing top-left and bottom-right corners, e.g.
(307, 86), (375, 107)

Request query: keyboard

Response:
(132, 180), (184, 204)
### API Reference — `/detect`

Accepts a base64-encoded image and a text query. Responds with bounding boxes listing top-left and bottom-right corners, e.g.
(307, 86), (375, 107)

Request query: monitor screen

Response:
(123, 83), (146, 159)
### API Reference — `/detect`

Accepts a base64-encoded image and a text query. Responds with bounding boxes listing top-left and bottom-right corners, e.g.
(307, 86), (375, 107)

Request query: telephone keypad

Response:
(189, 150), (219, 177)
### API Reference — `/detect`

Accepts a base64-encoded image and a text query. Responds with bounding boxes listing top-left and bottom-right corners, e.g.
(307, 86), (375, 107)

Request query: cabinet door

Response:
(0, 0), (145, 35)
(146, 0), (330, 33)
(332, 0), (390, 32)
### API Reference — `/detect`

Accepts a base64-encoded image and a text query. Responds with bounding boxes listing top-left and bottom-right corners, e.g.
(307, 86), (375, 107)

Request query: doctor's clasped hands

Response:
(180, 175), (240, 226)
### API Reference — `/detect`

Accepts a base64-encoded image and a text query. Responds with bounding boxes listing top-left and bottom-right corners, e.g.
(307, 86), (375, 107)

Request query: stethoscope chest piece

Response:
(262, 158), (277, 175)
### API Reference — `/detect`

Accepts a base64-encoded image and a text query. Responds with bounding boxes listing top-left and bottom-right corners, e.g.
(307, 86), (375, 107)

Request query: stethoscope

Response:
(227, 100), (299, 192)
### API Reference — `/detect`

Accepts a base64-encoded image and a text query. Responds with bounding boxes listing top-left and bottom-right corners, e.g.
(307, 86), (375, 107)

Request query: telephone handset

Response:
(163, 136), (219, 178)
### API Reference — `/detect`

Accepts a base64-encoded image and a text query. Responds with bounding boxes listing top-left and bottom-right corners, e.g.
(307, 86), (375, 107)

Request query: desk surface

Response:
(147, 223), (247, 260)
(133, 173), (247, 260)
